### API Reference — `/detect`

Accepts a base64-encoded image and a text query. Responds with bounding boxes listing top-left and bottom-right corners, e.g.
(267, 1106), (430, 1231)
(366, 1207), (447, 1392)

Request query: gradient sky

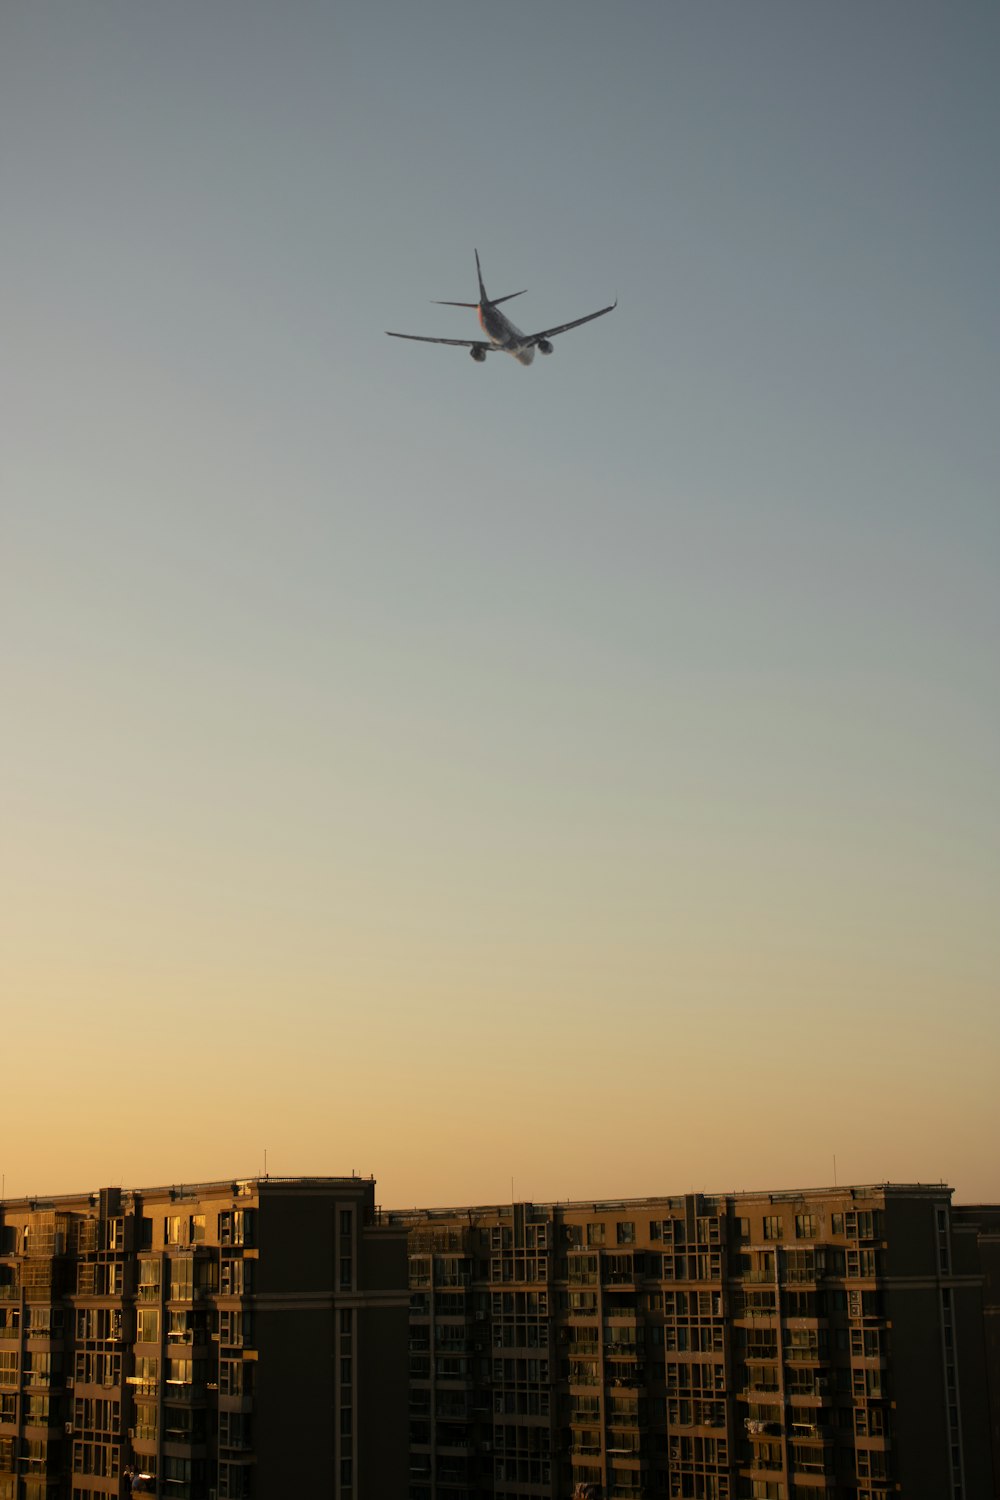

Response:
(3, 2), (998, 1209)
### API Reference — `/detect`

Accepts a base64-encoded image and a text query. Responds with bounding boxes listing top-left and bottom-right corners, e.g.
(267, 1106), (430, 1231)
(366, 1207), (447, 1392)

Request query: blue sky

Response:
(2, 2), (998, 1205)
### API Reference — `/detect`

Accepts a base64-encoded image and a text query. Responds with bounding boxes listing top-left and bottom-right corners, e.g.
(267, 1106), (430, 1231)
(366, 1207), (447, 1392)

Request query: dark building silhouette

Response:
(3, 1176), (998, 1500)
(387, 1183), (999, 1500)
(954, 1202), (1000, 1492)
(0, 1176), (409, 1500)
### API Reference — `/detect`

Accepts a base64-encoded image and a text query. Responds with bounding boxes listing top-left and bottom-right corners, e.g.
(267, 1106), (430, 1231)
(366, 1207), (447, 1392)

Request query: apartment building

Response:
(954, 1203), (1000, 1490)
(388, 1184), (998, 1500)
(0, 1176), (409, 1500)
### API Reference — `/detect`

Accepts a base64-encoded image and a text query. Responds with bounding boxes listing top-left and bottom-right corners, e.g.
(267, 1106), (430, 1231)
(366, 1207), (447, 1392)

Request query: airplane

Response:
(386, 250), (616, 366)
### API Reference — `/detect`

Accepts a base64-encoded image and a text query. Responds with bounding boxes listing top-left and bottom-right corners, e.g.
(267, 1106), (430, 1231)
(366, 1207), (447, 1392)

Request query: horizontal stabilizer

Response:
(433, 289), (526, 308)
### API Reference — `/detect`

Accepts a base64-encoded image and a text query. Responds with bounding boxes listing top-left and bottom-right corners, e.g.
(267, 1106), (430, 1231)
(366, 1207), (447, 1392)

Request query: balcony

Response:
(789, 1421), (834, 1441)
(162, 1380), (207, 1405)
(739, 1380), (780, 1397)
(785, 1375), (829, 1401)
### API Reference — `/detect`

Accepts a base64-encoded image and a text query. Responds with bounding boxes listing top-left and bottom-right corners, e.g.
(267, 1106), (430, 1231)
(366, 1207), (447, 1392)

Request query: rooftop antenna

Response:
(833, 1155), (838, 1188)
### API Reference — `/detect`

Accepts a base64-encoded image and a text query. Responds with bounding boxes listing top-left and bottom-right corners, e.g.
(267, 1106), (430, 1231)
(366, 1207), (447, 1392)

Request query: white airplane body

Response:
(387, 250), (616, 367)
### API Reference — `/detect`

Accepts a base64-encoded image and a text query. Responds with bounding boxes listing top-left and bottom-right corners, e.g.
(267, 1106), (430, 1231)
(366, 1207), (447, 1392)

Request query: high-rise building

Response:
(388, 1184), (998, 1500)
(953, 1202), (1000, 1491)
(0, 1176), (409, 1500)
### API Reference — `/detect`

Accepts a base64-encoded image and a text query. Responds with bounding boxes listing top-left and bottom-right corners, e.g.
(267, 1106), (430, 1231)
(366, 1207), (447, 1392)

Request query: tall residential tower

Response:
(0, 1176), (409, 1500)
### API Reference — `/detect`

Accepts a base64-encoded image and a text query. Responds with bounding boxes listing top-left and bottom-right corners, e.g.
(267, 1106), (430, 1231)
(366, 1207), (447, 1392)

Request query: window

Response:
(846, 1249), (879, 1279)
(784, 1249), (815, 1284)
(219, 1359), (248, 1396)
(168, 1257), (193, 1301)
(219, 1463), (251, 1499)
(762, 1216), (783, 1241)
(163, 1456), (205, 1488)
(220, 1308), (252, 1347)
(616, 1222), (635, 1245)
(587, 1223), (606, 1246)
(795, 1214), (817, 1239)
(137, 1309), (159, 1345)
(220, 1411), (251, 1449)
(133, 1400), (157, 1440)
(166, 1357), (195, 1385)
(138, 1258), (160, 1298)
(30, 1403), (55, 1438)
(220, 1258), (254, 1296)
(567, 1254), (598, 1285)
(856, 1448), (888, 1480)
(72, 1440), (120, 1478)
(167, 1310), (190, 1341)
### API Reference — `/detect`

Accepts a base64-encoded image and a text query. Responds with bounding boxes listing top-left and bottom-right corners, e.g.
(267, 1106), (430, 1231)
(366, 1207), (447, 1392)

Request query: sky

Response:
(2, 1), (998, 1210)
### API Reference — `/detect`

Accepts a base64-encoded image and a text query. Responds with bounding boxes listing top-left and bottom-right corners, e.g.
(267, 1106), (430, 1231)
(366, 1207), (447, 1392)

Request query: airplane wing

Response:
(385, 332), (500, 352)
(523, 298), (618, 347)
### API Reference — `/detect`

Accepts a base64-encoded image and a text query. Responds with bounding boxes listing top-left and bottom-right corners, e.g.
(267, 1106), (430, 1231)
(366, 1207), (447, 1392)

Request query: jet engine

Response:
(470, 346), (487, 363)
(537, 339), (554, 355)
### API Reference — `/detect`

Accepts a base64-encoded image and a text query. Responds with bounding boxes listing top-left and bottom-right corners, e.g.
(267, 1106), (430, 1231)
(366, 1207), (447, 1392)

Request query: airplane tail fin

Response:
(474, 250), (526, 306)
(431, 251), (526, 309)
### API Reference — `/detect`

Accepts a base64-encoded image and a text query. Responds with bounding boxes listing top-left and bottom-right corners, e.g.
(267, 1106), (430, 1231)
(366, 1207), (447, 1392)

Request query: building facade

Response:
(954, 1203), (1000, 1492)
(388, 1184), (997, 1500)
(0, 1177), (409, 1500)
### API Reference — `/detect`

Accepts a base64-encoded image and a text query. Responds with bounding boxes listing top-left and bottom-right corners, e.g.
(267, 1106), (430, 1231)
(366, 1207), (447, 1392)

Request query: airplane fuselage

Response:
(478, 303), (535, 364)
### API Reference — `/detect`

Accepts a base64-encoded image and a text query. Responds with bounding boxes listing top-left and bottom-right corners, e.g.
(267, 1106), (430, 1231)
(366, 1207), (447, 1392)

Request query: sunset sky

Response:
(3, 1), (998, 1209)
